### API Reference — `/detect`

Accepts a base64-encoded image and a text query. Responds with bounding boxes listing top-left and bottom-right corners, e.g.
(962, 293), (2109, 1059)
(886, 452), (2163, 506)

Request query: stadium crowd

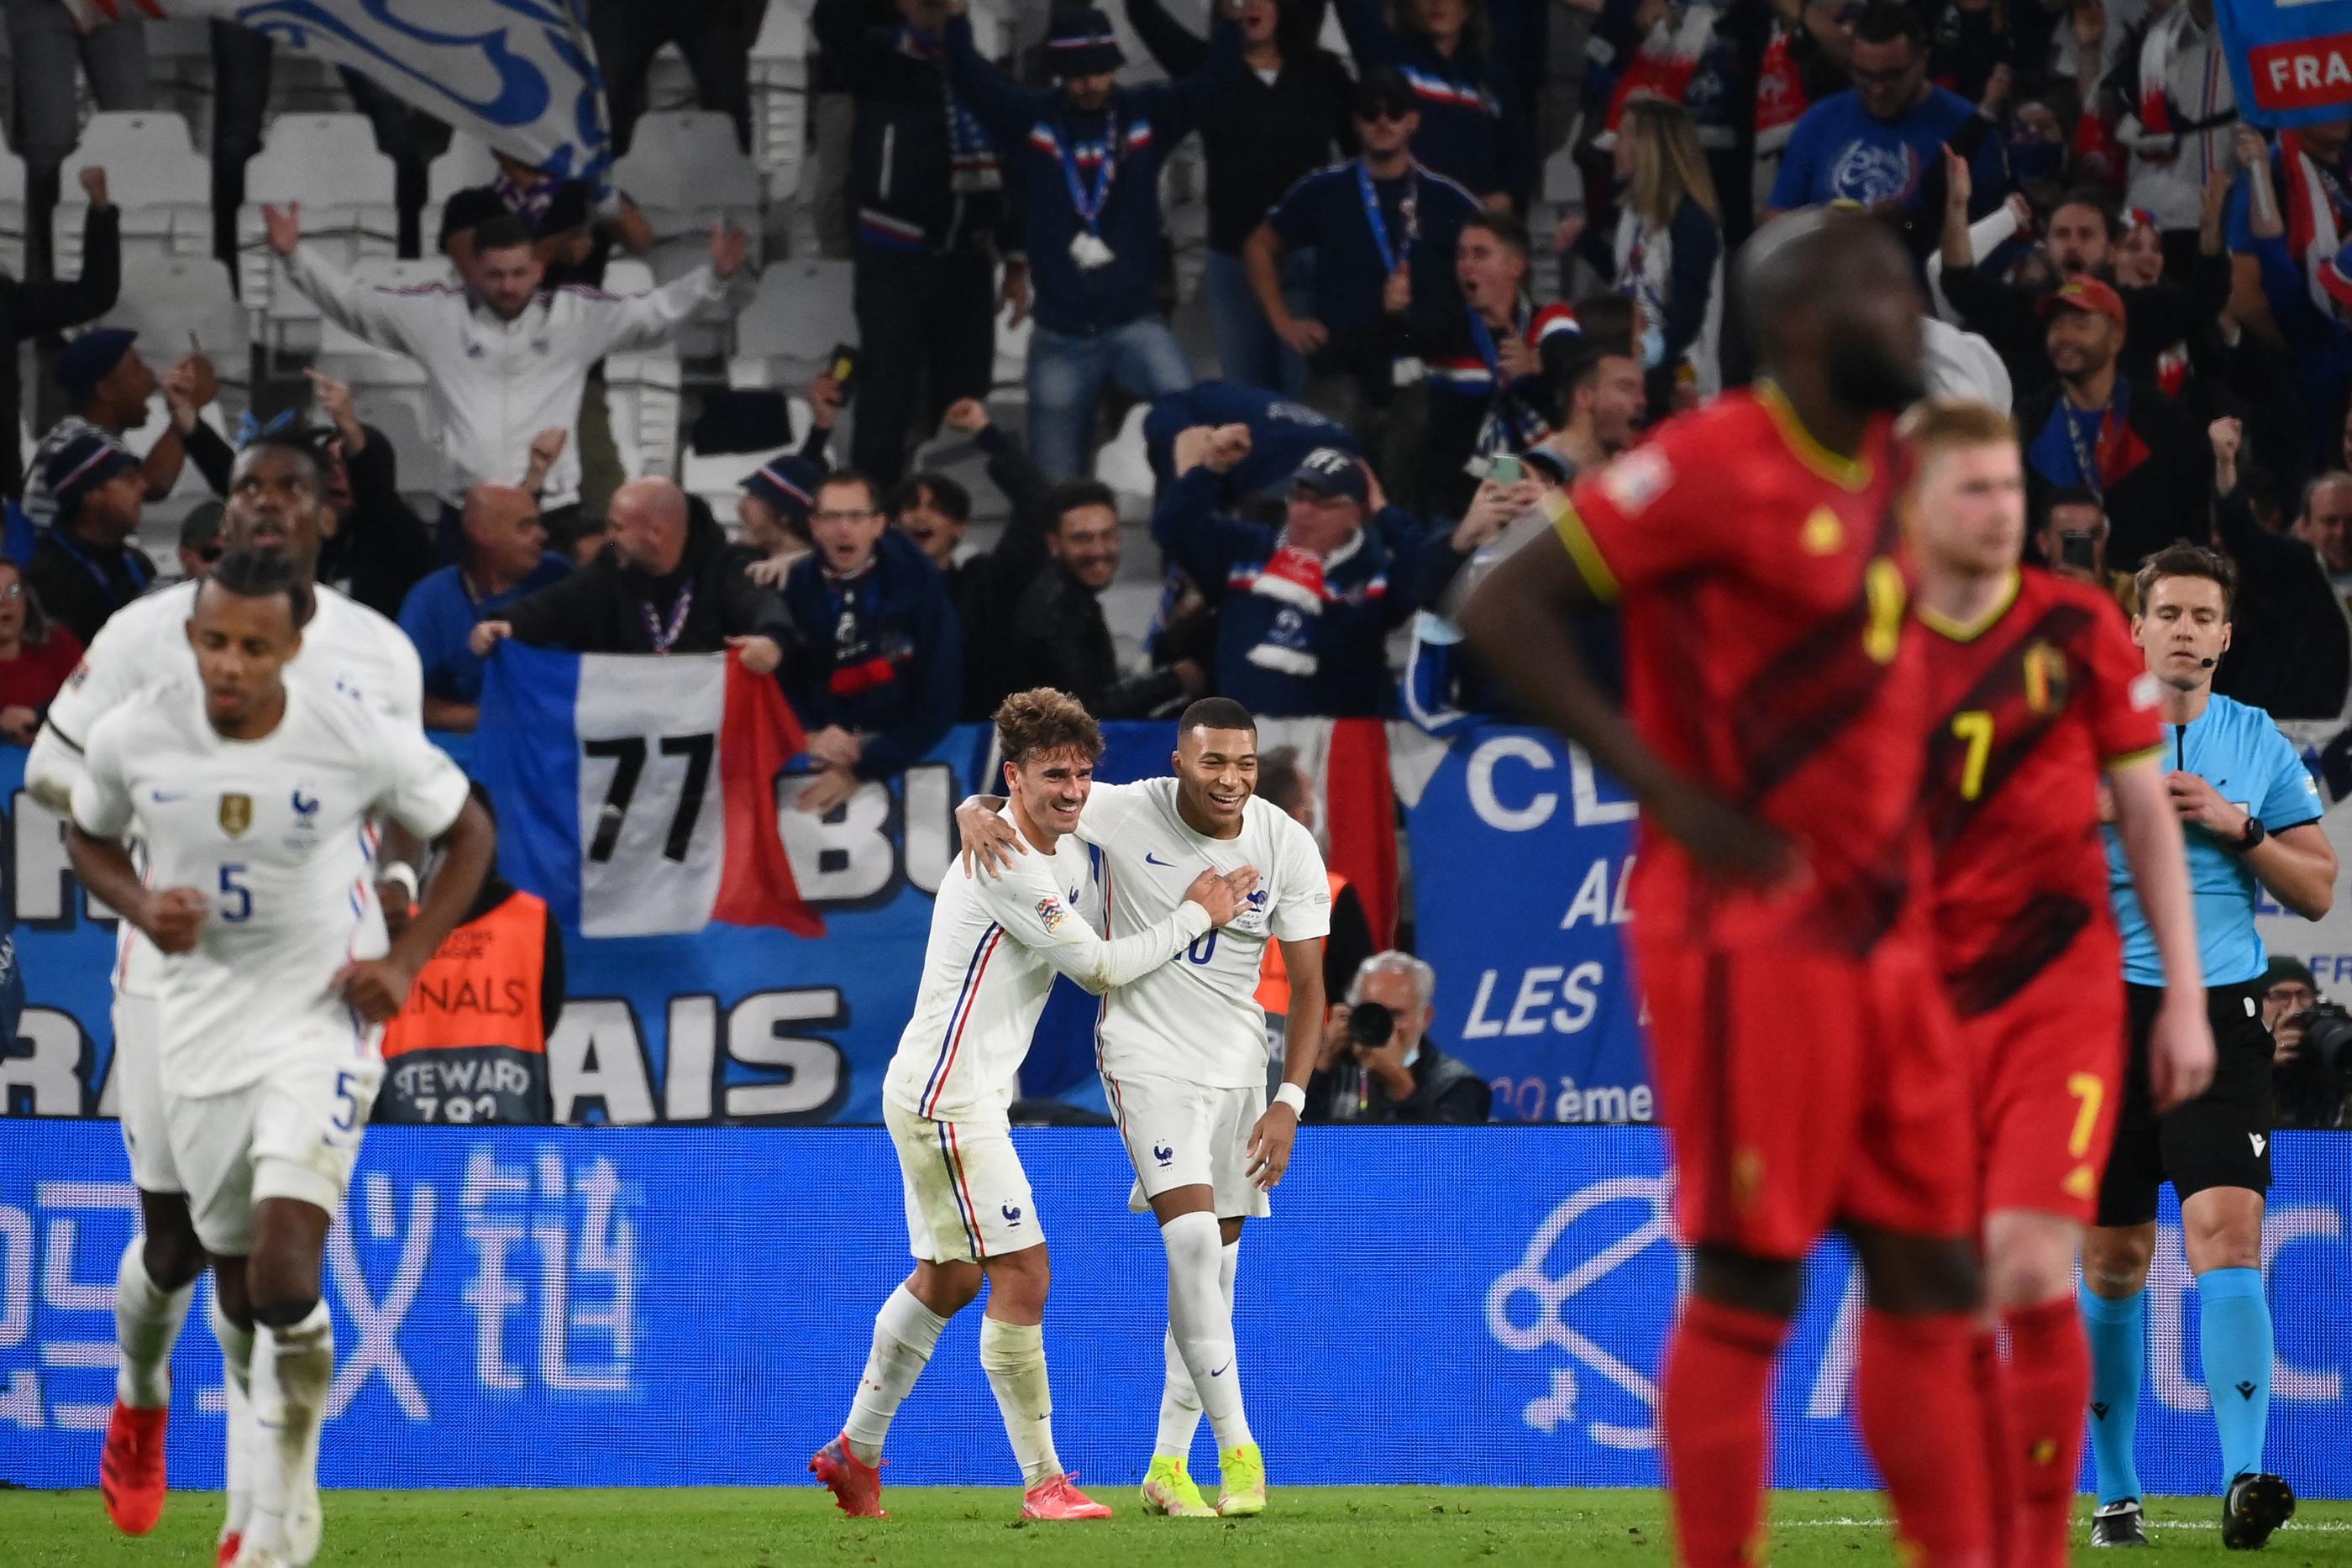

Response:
(7, 0), (2352, 1126)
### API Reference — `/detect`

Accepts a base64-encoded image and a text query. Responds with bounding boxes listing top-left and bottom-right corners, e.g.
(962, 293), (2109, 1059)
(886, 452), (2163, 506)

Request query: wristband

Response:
(1273, 1083), (1307, 1117)
(378, 861), (420, 904)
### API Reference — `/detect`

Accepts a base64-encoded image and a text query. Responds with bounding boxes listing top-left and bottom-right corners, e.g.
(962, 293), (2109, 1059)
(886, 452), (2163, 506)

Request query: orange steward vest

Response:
(1253, 871), (1347, 1016)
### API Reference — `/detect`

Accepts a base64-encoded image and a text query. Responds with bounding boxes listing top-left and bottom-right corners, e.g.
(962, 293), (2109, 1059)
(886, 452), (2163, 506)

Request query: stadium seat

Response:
(426, 132), (501, 218)
(99, 257), (253, 404)
(728, 258), (853, 391)
(55, 113), (212, 281)
(614, 111), (765, 358)
(0, 140), (28, 280)
(680, 408), (806, 532)
(236, 114), (400, 344)
(1093, 403), (1154, 519)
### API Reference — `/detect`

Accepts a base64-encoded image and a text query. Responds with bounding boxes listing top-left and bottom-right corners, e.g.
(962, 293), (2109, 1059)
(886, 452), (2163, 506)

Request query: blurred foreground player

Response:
(25, 438), (423, 1562)
(813, 689), (1259, 1522)
(1457, 210), (1992, 1565)
(1900, 399), (2213, 1568)
(66, 553), (493, 1568)
(2081, 545), (2334, 1550)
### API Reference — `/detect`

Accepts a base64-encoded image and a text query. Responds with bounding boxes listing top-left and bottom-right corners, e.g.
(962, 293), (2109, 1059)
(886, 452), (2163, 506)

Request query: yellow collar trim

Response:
(1919, 570), (2021, 642)
(1756, 381), (1872, 492)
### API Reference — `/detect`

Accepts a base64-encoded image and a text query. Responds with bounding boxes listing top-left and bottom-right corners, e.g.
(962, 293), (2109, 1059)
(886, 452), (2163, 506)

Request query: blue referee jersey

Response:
(2104, 694), (2323, 988)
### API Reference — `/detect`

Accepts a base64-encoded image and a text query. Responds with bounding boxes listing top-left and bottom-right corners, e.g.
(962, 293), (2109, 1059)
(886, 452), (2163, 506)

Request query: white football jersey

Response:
(30, 579), (424, 997)
(1077, 779), (1331, 1089)
(71, 678), (470, 1099)
(884, 831), (1213, 1121)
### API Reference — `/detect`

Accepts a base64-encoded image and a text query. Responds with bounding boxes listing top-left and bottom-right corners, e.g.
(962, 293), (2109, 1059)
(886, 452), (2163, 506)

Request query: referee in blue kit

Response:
(2081, 545), (2337, 1550)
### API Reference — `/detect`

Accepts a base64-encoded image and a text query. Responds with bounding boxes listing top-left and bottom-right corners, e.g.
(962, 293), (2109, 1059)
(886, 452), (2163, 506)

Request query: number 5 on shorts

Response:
(331, 1070), (360, 1135)
(2066, 1072), (2105, 1160)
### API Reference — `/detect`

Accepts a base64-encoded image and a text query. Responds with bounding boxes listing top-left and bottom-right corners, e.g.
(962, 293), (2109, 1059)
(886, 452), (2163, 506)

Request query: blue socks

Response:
(2080, 1283), (2147, 1506)
(2197, 1267), (2274, 1487)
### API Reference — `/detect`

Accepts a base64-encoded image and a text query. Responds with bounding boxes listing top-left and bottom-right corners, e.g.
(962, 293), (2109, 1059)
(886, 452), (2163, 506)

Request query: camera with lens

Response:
(1347, 1000), (1396, 1050)
(2277, 1001), (2352, 1128)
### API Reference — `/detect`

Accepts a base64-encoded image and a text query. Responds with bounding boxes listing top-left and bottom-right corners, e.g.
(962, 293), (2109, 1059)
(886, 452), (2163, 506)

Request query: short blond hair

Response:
(1896, 397), (2017, 459)
(994, 687), (1105, 767)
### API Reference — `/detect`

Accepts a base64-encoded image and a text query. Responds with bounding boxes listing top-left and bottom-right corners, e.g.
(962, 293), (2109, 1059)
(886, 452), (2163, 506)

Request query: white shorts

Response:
(884, 1099), (1041, 1264)
(1105, 1072), (1272, 1221)
(113, 991), (181, 1194)
(166, 1044), (383, 1256)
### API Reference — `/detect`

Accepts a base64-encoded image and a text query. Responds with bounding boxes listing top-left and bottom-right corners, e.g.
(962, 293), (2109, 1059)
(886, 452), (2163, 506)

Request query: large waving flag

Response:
(60, 0), (612, 191)
(474, 644), (823, 939)
(2215, 0), (2352, 128)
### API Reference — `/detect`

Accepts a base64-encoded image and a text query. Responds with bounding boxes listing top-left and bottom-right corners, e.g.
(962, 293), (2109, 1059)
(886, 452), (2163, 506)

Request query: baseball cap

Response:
(1354, 67), (1415, 121)
(42, 430), (139, 519)
(55, 328), (138, 405)
(2038, 276), (2127, 327)
(1289, 448), (1369, 506)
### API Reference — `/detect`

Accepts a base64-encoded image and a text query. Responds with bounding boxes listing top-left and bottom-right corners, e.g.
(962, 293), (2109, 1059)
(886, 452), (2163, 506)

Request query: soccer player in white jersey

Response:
(66, 551), (494, 1568)
(24, 438), (422, 1559)
(813, 689), (1261, 1522)
(958, 696), (1333, 1518)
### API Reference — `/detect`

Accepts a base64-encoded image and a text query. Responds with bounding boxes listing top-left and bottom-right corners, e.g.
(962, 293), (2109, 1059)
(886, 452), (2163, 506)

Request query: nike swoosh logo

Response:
(1211, 1360), (1231, 1378)
(150, 791), (189, 803)
(1145, 852), (1173, 867)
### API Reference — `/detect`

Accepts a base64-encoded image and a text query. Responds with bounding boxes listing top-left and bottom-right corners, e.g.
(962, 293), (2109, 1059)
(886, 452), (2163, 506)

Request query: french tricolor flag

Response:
(475, 644), (824, 939)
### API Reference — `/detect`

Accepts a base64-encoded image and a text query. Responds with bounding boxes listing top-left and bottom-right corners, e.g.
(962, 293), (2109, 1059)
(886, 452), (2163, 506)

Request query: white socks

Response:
(113, 1237), (193, 1409)
(1162, 1214), (1251, 1452)
(1155, 1239), (1239, 1460)
(844, 1284), (948, 1463)
(979, 1316), (1063, 1488)
(249, 1302), (333, 1565)
(208, 1293), (255, 1539)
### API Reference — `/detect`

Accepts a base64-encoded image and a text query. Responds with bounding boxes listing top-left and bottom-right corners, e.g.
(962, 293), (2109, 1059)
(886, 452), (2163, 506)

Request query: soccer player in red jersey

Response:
(1899, 400), (2213, 1568)
(1459, 209), (1992, 1565)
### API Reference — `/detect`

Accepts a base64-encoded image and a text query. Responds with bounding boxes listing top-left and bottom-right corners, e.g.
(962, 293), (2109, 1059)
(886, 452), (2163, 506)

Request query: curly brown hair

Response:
(995, 687), (1105, 767)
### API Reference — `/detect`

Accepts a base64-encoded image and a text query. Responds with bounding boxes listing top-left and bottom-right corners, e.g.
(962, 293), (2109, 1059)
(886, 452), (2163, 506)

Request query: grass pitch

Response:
(8, 1487), (2352, 1565)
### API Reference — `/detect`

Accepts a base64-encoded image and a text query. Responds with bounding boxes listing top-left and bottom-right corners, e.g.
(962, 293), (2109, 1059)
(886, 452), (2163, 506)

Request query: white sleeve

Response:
(285, 243), (422, 356)
(969, 854), (1211, 996)
(68, 715), (135, 841)
(377, 619), (426, 731)
(29, 610), (147, 811)
(370, 723), (473, 841)
(1269, 820), (1331, 942)
(581, 266), (734, 358)
(1071, 779), (1150, 847)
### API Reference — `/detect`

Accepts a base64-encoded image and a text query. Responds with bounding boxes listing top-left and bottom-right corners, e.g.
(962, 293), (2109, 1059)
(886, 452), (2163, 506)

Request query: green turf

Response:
(8, 1488), (2351, 1566)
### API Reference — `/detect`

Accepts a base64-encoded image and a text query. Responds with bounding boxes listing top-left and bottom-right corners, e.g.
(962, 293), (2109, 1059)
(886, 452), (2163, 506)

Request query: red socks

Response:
(1998, 1299), (2089, 1568)
(1856, 1309), (1993, 1568)
(1662, 1297), (1788, 1568)
(1975, 1329), (2016, 1568)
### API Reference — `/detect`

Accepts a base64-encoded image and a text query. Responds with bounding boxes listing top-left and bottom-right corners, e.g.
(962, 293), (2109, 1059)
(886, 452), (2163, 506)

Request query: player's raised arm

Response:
(2108, 755), (2216, 1112)
(979, 857), (1258, 995)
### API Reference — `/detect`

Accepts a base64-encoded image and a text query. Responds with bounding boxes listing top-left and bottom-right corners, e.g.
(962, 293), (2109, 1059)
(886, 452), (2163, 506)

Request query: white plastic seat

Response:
(426, 132), (501, 217)
(728, 259), (854, 388)
(600, 258), (685, 480)
(55, 113), (212, 279)
(101, 257), (251, 399)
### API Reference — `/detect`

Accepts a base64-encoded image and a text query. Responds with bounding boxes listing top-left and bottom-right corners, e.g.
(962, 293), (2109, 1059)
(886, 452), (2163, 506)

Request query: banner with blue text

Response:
(1401, 727), (1647, 1125)
(4, 1121), (2349, 1494)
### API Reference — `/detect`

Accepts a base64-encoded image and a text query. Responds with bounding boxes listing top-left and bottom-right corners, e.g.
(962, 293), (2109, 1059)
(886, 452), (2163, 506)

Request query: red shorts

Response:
(1959, 957), (2127, 1225)
(1637, 932), (1977, 1259)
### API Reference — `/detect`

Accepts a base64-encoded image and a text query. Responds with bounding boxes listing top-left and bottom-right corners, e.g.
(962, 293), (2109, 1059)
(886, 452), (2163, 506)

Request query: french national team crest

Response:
(218, 793), (253, 838)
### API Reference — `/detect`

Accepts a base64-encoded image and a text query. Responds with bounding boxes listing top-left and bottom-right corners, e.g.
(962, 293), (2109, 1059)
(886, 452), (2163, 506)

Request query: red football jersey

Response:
(1919, 568), (2163, 1015)
(1551, 387), (1930, 957)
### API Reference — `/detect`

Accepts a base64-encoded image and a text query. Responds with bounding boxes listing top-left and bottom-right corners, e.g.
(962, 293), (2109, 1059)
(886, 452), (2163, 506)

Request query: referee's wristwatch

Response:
(2234, 814), (2267, 852)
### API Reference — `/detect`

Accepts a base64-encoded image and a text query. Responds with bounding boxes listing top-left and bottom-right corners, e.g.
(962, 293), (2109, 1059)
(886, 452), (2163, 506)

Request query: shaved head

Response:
(1739, 209), (1925, 411)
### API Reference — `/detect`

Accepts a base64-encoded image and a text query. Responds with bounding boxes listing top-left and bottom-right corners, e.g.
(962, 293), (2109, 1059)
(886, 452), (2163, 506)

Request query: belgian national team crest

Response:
(218, 793), (253, 838)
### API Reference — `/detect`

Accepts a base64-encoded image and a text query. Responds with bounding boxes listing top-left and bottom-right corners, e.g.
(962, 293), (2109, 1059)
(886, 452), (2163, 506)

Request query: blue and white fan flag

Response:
(61, 0), (613, 193)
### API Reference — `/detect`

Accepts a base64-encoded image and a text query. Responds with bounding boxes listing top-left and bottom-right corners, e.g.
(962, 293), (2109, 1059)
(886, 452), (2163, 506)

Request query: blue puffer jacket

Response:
(780, 527), (961, 779)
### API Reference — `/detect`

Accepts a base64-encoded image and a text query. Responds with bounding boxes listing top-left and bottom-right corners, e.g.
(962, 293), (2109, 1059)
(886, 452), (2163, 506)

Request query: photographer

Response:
(1306, 951), (1490, 1125)
(2262, 957), (2352, 1130)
